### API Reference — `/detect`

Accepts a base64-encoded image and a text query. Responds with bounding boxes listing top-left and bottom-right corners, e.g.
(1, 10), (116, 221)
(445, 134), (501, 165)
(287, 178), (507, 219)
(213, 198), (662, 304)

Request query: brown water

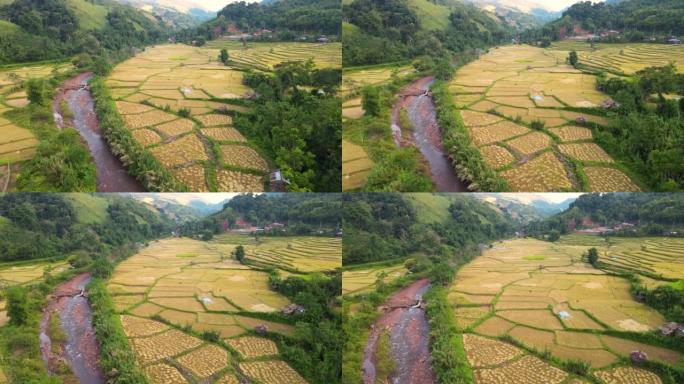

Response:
(54, 72), (143, 192)
(362, 278), (436, 384)
(40, 273), (105, 384)
(392, 77), (466, 192)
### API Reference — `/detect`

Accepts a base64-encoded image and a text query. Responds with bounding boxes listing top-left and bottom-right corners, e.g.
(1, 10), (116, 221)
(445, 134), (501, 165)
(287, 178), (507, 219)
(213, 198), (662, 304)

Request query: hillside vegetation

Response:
(0, 0), (165, 64)
(343, 0), (512, 66)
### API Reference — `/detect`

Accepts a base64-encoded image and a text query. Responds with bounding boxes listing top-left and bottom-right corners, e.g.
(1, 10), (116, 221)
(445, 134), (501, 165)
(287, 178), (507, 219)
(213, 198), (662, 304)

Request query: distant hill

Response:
(343, 0), (512, 66)
(531, 0), (684, 42)
(527, 193), (684, 236)
(116, 0), (215, 29)
(466, 0), (560, 29)
(179, 0), (340, 44)
(0, 193), (174, 262)
(0, 0), (166, 64)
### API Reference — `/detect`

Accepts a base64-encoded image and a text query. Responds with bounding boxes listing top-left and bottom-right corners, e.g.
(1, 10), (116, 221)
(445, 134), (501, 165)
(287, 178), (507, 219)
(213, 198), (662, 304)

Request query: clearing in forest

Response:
(451, 45), (640, 192)
(106, 44), (267, 192)
(108, 237), (312, 384)
(449, 238), (682, 383)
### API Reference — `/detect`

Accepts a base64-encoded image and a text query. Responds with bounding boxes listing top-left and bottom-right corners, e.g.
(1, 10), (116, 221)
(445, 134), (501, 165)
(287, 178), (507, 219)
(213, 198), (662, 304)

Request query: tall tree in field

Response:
(219, 49), (229, 64)
(361, 86), (380, 117)
(7, 286), (29, 326)
(568, 50), (578, 67)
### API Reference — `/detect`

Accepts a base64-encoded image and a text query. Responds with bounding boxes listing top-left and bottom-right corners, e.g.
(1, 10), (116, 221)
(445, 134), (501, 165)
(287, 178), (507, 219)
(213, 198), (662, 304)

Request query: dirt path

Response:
(40, 273), (105, 384)
(392, 76), (466, 192)
(362, 278), (436, 384)
(53, 72), (143, 192)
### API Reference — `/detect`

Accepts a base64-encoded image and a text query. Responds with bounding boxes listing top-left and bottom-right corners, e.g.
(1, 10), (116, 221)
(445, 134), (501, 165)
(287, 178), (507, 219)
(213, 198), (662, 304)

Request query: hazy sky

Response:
(499, 193), (583, 204)
(540, 0), (605, 11)
(202, 0), (259, 12)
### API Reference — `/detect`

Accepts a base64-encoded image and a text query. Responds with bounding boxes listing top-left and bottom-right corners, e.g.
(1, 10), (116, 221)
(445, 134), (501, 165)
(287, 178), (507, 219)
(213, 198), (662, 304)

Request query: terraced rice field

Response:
(342, 263), (408, 296)
(0, 260), (70, 288)
(550, 41), (684, 75)
(450, 238), (682, 382)
(342, 140), (373, 191)
(557, 235), (684, 280)
(106, 44), (268, 191)
(341, 65), (414, 96)
(0, 63), (73, 177)
(244, 236), (341, 272)
(204, 41), (341, 71)
(451, 45), (637, 191)
(342, 98), (364, 119)
(109, 238), (308, 383)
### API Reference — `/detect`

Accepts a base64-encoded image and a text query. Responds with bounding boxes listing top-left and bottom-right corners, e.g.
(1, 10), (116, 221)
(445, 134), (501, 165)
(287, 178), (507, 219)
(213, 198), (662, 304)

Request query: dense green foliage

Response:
(268, 272), (342, 383)
(181, 193), (341, 237)
(593, 65), (684, 191)
(90, 76), (186, 192)
(527, 193), (684, 236)
(424, 286), (473, 384)
(88, 278), (148, 384)
(179, 0), (340, 44)
(342, 193), (513, 264)
(432, 80), (508, 192)
(343, 0), (511, 66)
(0, 0), (165, 64)
(521, 0), (684, 43)
(0, 193), (172, 262)
(236, 61), (341, 191)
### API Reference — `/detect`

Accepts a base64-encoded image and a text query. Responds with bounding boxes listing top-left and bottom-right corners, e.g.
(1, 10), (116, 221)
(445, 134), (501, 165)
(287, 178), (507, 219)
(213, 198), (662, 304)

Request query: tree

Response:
(26, 78), (49, 107)
(587, 247), (599, 266)
(547, 230), (560, 242)
(7, 286), (29, 326)
(568, 50), (578, 67)
(200, 231), (214, 241)
(361, 86), (380, 117)
(219, 48), (229, 64)
(234, 245), (246, 263)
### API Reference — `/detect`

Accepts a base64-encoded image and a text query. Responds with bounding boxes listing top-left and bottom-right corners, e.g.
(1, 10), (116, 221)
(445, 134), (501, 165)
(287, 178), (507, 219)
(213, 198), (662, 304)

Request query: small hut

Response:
(630, 350), (648, 364)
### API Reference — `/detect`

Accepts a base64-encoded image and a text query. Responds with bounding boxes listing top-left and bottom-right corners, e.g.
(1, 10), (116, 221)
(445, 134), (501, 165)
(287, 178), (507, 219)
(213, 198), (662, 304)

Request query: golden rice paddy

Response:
(239, 361), (307, 384)
(219, 145), (269, 172)
(342, 263), (408, 296)
(449, 45), (638, 191)
(342, 140), (373, 191)
(244, 236), (341, 273)
(105, 44), (272, 191)
(226, 336), (278, 359)
(584, 167), (640, 192)
(205, 40), (341, 71)
(109, 237), (310, 383)
(450, 237), (680, 380)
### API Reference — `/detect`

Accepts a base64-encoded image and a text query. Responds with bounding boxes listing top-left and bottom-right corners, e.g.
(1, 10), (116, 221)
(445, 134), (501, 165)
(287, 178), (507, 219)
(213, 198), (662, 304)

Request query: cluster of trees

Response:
(594, 64), (684, 191)
(342, 0), (511, 66)
(236, 61), (341, 191)
(180, 193), (341, 237)
(0, 194), (172, 262)
(0, 0), (165, 64)
(526, 193), (684, 237)
(268, 271), (342, 383)
(178, 0), (340, 44)
(343, 194), (513, 265)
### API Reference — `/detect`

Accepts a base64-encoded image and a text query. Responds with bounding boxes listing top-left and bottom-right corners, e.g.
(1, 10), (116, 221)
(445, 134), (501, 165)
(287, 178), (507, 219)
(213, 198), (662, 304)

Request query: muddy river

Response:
(392, 77), (466, 192)
(363, 278), (436, 384)
(40, 273), (105, 384)
(53, 72), (143, 192)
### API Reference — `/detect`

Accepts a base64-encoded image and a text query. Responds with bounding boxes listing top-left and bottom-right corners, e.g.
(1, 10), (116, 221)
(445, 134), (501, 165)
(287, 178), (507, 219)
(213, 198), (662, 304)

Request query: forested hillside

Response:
(342, 193), (514, 264)
(0, 193), (174, 261)
(0, 0), (166, 64)
(181, 193), (342, 237)
(179, 0), (341, 44)
(527, 193), (684, 236)
(522, 0), (684, 42)
(343, 0), (513, 66)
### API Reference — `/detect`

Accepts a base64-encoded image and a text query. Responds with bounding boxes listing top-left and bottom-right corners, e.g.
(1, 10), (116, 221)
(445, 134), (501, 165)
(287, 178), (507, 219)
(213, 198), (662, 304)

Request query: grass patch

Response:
(523, 255), (545, 261)
(176, 253), (198, 258)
